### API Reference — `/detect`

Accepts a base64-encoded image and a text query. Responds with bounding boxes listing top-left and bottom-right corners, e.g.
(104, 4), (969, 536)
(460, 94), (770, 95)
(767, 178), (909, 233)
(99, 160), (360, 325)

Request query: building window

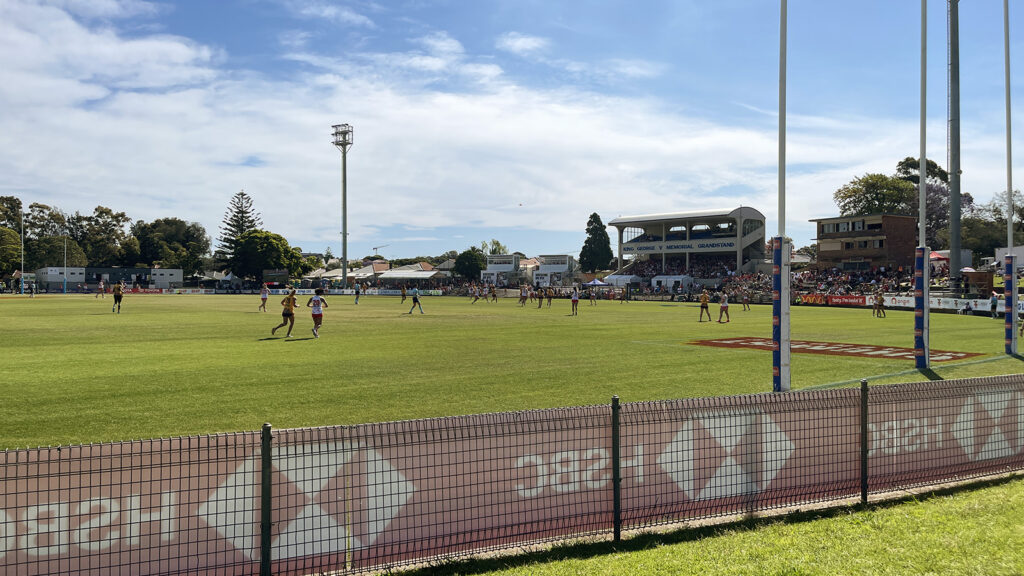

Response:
(822, 223), (836, 234)
(844, 242), (854, 250)
(839, 222), (850, 232)
(857, 241), (868, 249)
(853, 220), (864, 231)
(873, 240), (884, 248)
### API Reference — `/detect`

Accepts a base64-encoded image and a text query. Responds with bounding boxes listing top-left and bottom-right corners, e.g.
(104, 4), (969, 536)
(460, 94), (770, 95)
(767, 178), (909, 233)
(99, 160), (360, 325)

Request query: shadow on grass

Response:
(917, 368), (944, 381)
(396, 475), (1021, 576)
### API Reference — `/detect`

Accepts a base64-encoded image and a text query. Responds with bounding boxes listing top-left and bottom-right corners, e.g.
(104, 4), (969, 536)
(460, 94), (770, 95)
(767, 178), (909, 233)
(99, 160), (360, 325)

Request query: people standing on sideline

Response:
(259, 283), (270, 312)
(306, 288), (328, 338)
(717, 292), (730, 323)
(96, 280), (105, 299)
(991, 292), (1000, 319)
(272, 288), (299, 337)
(570, 287), (579, 315)
(354, 282), (361, 305)
(400, 284), (407, 304)
(874, 290), (886, 318)
(408, 286), (424, 314)
(699, 290), (712, 322)
(112, 280), (124, 313)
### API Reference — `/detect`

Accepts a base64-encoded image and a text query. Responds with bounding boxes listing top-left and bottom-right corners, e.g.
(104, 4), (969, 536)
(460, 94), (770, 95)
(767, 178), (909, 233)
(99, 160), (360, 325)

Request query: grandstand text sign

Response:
(2, 379), (1023, 575)
(622, 240), (736, 254)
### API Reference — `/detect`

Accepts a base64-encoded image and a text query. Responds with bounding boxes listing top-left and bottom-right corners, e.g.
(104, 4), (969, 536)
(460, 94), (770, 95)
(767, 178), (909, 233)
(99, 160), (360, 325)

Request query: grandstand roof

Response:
(607, 207), (765, 228)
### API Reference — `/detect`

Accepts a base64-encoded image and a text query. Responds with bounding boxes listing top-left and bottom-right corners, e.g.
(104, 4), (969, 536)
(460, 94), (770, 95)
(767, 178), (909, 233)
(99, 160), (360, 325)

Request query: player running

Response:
(112, 281), (125, 313)
(354, 282), (361, 305)
(272, 288), (299, 337)
(259, 283), (269, 311)
(96, 280), (105, 299)
(698, 290), (712, 322)
(306, 288), (328, 338)
(408, 286), (424, 314)
(401, 284), (407, 304)
(518, 285), (528, 307)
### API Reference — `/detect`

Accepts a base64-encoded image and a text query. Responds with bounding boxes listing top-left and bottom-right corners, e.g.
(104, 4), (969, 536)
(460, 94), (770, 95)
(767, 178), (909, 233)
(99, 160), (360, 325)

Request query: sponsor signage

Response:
(692, 338), (983, 362)
(622, 240), (737, 253)
(3, 381), (1022, 575)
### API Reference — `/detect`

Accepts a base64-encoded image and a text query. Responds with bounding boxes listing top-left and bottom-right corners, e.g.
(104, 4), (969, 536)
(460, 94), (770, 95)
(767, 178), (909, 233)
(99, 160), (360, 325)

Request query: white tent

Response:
(602, 274), (641, 286)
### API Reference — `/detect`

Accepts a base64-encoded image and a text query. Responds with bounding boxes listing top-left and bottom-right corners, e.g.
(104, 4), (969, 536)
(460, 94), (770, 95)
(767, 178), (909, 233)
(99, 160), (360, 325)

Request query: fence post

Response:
(261, 423), (273, 576)
(859, 380), (869, 505)
(611, 395), (622, 542)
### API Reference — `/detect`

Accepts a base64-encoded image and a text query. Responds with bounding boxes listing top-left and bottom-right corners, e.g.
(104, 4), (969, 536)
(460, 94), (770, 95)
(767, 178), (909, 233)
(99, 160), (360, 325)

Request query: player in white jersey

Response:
(306, 288), (329, 338)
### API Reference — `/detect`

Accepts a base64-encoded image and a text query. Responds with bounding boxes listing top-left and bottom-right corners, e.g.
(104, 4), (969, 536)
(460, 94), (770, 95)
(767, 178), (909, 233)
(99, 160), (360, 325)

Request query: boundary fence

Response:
(2, 374), (1023, 575)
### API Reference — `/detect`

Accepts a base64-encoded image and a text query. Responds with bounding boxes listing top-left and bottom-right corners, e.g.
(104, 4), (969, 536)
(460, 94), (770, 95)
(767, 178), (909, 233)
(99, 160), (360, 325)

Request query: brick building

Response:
(810, 214), (917, 270)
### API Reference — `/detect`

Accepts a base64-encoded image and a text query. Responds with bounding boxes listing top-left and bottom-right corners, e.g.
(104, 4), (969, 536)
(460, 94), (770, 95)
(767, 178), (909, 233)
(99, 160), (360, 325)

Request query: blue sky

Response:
(0, 0), (1021, 262)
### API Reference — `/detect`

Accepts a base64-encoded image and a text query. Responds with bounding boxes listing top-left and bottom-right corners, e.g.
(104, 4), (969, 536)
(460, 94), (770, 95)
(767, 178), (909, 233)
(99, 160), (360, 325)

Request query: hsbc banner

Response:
(3, 376), (1024, 575)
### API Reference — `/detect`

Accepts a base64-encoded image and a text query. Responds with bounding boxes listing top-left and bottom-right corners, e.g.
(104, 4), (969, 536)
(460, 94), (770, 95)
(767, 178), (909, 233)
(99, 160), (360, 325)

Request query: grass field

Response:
(2, 292), (1022, 575)
(1, 292), (1021, 448)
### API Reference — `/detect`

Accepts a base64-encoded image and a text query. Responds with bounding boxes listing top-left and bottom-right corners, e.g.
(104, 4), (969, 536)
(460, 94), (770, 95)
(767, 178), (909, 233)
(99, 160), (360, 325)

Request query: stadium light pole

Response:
(1004, 0), (1017, 355)
(772, 0), (791, 393)
(63, 235), (67, 294)
(20, 205), (24, 295)
(332, 124), (353, 290)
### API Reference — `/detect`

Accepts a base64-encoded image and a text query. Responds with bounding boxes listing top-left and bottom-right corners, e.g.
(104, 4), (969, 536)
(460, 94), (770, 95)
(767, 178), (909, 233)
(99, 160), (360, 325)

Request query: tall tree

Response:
(832, 174), (916, 217)
(82, 206), (132, 266)
(27, 236), (87, 269)
(895, 157), (949, 185)
(453, 247), (486, 279)
(0, 197), (23, 231)
(0, 227), (20, 275)
(131, 217), (210, 275)
(579, 213), (613, 273)
(231, 229), (308, 280)
(216, 190), (262, 272)
(479, 239), (509, 255)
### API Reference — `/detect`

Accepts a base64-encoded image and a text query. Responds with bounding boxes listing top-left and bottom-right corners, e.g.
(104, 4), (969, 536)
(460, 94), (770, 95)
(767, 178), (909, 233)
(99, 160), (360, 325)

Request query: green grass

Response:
(0, 293), (1020, 448)
(1, 292), (1022, 575)
(405, 476), (1024, 576)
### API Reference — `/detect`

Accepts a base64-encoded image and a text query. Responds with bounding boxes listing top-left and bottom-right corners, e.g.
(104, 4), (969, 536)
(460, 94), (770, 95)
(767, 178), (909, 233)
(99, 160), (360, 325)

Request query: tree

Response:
(231, 229), (307, 280)
(795, 244), (818, 260)
(579, 213), (613, 273)
(832, 174), (916, 217)
(0, 197), (23, 231)
(479, 239), (509, 255)
(895, 157), (949, 185)
(0, 227), (20, 275)
(130, 217), (210, 275)
(27, 236), (87, 269)
(453, 247), (486, 279)
(216, 190), (262, 272)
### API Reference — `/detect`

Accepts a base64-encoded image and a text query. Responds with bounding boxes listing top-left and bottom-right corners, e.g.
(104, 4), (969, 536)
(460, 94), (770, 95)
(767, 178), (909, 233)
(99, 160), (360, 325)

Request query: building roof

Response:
(607, 207), (765, 228)
(808, 213), (916, 222)
(378, 269), (446, 280)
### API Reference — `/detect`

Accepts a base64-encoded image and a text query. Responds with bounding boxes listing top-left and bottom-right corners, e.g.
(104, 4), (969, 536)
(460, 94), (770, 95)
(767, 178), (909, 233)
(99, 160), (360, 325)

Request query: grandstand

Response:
(480, 254), (529, 287)
(607, 207), (766, 282)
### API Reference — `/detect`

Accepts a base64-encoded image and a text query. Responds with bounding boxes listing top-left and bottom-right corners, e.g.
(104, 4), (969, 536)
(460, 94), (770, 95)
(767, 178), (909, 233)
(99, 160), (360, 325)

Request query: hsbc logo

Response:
(953, 391), (1024, 461)
(197, 443), (415, 560)
(656, 411), (794, 501)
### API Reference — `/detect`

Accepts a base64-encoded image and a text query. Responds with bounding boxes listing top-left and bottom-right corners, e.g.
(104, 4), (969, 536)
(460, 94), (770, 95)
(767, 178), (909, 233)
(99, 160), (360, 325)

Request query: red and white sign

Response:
(2, 380), (1023, 575)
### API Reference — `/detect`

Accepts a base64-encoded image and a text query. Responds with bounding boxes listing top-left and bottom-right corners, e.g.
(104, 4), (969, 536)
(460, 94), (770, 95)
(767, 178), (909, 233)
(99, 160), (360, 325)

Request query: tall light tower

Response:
(332, 124), (353, 289)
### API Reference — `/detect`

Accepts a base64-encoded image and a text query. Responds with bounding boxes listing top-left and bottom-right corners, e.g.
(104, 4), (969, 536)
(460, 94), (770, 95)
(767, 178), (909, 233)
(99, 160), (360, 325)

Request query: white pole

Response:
(776, 0), (791, 392)
(779, 0), (786, 240)
(63, 235), (67, 294)
(1005, 0), (1016, 353)
(919, 0), (927, 248)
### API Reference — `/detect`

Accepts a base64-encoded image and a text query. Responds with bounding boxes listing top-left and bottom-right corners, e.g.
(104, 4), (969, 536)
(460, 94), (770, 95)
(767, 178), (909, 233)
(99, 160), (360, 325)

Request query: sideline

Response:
(803, 354), (1022, 390)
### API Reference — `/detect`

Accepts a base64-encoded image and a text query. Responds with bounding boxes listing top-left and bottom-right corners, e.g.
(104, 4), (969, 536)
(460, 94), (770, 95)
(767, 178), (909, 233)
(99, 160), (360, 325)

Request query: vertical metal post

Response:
(860, 379), (869, 505)
(919, 0), (928, 249)
(611, 395), (622, 542)
(915, 248), (931, 369)
(260, 423), (273, 576)
(773, 237), (791, 391)
(342, 150), (348, 290)
(948, 0), (963, 285)
(1005, 0), (1016, 354)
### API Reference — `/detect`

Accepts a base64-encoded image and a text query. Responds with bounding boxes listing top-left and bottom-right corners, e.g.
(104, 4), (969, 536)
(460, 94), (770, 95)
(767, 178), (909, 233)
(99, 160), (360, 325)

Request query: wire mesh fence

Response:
(1, 374), (1023, 575)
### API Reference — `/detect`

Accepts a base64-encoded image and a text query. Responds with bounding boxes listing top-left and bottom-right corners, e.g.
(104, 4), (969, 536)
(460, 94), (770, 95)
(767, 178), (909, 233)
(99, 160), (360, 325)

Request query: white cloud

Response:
(41, 0), (162, 19)
(1, 0), (1019, 259)
(496, 32), (549, 56)
(282, 0), (374, 28)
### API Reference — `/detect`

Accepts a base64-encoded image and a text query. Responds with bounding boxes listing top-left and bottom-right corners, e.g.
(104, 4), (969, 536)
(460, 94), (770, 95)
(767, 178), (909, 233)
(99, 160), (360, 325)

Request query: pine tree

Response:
(216, 190), (262, 272)
(579, 213), (613, 273)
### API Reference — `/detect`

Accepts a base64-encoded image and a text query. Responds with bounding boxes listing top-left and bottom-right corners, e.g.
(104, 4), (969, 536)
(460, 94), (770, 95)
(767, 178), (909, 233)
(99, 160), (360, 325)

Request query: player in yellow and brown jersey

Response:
(699, 289), (712, 322)
(272, 288), (299, 337)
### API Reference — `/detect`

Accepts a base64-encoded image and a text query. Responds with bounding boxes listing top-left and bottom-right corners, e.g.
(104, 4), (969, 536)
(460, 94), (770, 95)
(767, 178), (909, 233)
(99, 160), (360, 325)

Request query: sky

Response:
(1, 0), (1022, 262)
